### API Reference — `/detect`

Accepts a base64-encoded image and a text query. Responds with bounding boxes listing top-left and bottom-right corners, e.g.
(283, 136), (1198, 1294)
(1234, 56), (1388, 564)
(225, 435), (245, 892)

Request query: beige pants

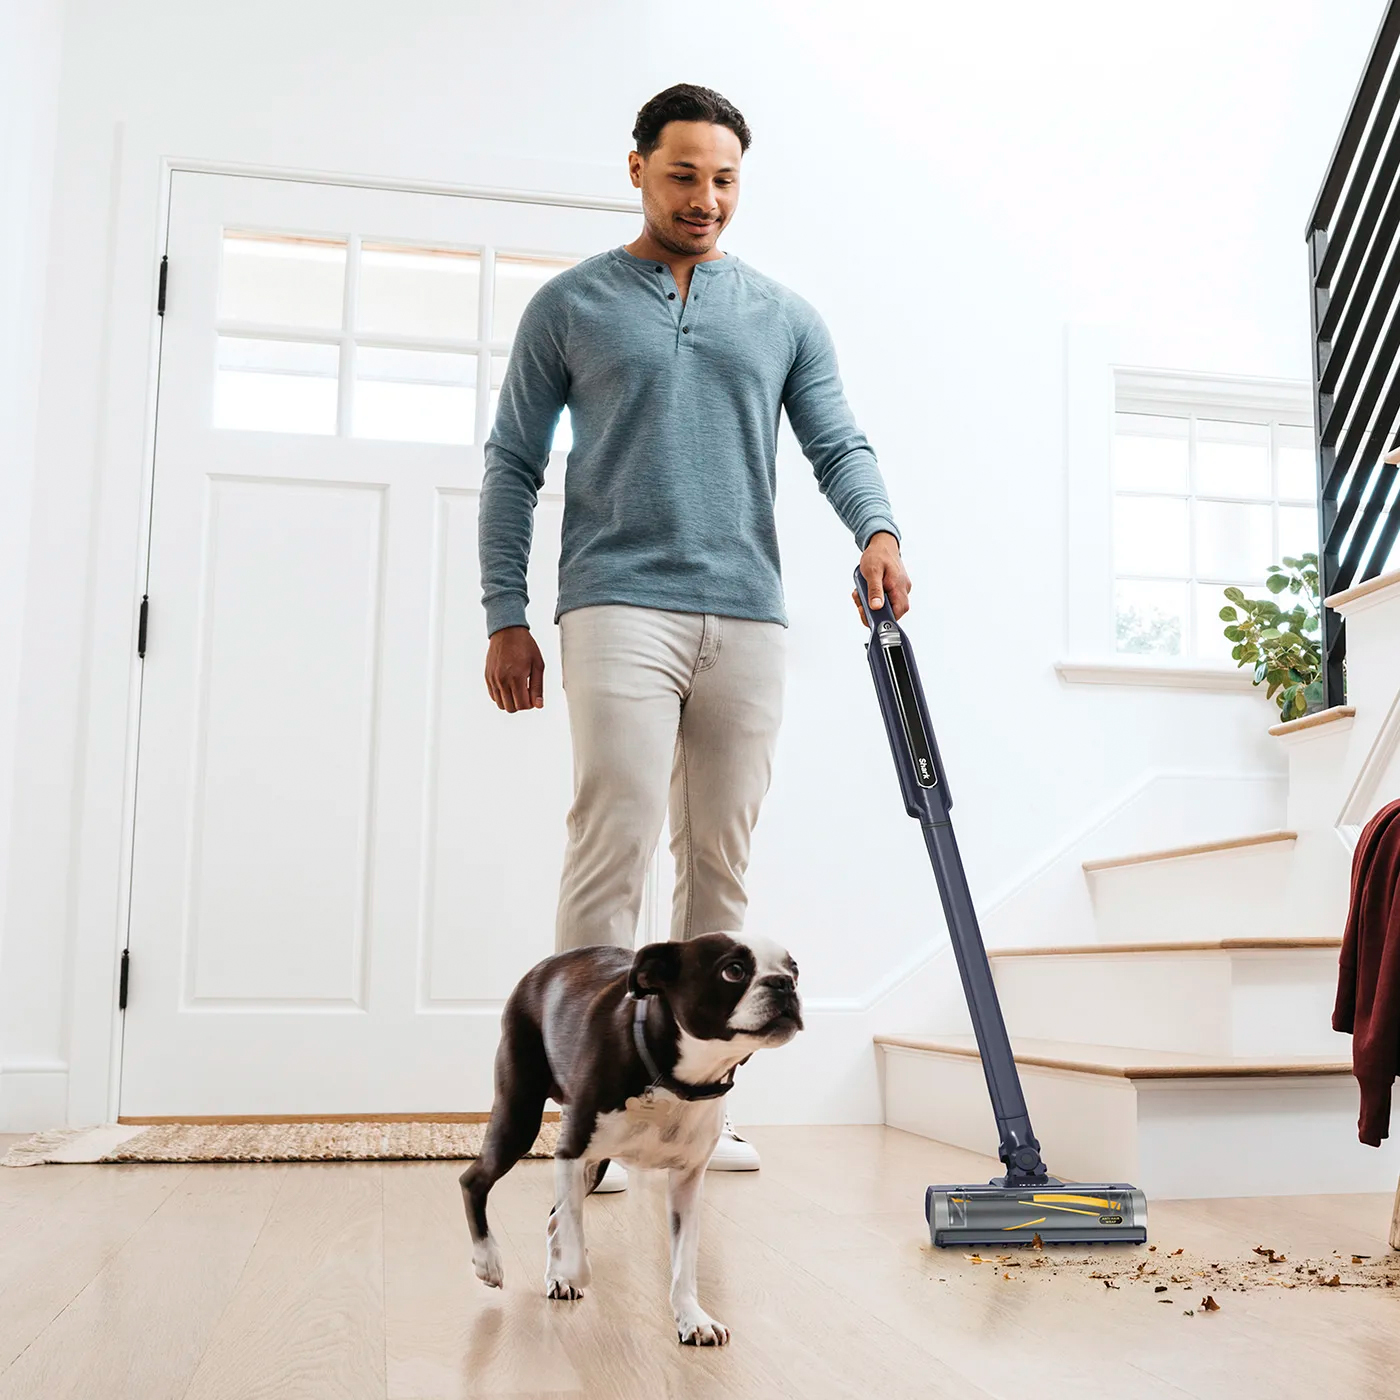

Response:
(555, 605), (787, 952)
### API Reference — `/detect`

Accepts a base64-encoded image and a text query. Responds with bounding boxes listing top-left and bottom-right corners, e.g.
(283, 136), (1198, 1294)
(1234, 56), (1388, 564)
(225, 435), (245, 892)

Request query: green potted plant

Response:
(1219, 553), (1324, 721)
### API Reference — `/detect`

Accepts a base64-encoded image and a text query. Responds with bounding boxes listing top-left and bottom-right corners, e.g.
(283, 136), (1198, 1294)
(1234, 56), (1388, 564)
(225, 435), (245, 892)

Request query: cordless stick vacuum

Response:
(854, 568), (1148, 1247)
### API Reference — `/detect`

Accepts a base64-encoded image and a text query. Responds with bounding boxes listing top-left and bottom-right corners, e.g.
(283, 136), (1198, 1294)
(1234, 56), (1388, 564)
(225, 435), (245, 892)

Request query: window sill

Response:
(1054, 658), (1263, 693)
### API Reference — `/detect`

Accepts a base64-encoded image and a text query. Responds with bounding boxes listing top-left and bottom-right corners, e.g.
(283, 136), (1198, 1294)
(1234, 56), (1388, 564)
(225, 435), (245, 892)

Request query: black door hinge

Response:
(157, 255), (168, 316)
(118, 948), (130, 1011)
(137, 594), (149, 658)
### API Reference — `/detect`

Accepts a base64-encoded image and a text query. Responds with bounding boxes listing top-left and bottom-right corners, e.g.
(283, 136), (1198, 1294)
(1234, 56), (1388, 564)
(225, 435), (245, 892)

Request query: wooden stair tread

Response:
(1325, 566), (1400, 610)
(1268, 705), (1355, 737)
(1082, 830), (1297, 873)
(989, 936), (1342, 959)
(874, 1033), (1351, 1080)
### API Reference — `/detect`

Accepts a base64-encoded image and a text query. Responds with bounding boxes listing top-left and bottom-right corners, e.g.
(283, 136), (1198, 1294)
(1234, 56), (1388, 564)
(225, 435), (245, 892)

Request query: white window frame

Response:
(1060, 325), (1314, 691)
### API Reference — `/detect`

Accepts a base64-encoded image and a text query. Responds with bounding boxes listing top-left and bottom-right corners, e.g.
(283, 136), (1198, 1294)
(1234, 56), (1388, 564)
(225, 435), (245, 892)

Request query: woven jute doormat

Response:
(1, 1120), (560, 1167)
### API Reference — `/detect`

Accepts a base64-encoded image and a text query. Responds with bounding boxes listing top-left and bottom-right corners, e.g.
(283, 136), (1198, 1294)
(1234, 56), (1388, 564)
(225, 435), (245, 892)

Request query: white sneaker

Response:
(706, 1115), (760, 1171)
(594, 1159), (628, 1192)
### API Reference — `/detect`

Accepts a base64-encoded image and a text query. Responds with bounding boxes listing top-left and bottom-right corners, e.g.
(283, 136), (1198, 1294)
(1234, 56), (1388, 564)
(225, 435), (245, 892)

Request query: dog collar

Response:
(631, 996), (736, 1101)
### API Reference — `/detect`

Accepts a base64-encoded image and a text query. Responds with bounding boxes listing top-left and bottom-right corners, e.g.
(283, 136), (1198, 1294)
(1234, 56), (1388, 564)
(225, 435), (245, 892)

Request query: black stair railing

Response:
(1308, 0), (1400, 705)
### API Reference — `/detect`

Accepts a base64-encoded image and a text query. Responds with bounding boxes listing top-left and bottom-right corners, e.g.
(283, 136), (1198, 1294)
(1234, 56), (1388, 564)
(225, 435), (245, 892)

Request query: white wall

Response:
(0, 0), (1388, 1129)
(0, 0), (66, 1128)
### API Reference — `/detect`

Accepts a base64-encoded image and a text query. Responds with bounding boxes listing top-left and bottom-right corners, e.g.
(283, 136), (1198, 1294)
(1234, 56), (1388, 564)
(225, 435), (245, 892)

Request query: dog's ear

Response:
(628, 941), (682, 998)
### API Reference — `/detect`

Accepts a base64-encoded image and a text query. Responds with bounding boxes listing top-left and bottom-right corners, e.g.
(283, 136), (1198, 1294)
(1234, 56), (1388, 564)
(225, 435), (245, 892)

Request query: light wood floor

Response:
(1, 1125), (1397, 1399)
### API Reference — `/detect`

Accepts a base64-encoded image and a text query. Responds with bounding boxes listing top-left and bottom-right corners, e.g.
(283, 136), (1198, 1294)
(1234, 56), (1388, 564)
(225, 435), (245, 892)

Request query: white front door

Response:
(120, 171), (636, 1116)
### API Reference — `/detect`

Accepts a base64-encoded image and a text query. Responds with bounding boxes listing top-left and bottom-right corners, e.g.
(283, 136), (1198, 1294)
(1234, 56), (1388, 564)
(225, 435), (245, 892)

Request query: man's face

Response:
(629, 120), (742, 258)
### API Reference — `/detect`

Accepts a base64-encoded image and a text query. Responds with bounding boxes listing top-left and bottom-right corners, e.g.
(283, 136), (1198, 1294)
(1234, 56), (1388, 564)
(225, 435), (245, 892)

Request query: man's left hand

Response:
(852, 531), (912, 624)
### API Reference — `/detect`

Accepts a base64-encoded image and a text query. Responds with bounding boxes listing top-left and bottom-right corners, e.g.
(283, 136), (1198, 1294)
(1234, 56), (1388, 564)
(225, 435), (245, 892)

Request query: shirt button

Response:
(667, 292), (676, 300)
(655, 265), (663, 272)
(682, 326), (691, 334)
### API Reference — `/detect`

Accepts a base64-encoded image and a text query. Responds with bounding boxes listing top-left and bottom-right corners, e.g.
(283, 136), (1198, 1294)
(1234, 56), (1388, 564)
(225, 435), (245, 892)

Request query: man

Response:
(478, 83), (911, 1186)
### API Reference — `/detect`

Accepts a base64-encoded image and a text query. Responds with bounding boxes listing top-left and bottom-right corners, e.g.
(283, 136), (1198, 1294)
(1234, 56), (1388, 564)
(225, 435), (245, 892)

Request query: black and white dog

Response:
(461, 932), (802, 1345)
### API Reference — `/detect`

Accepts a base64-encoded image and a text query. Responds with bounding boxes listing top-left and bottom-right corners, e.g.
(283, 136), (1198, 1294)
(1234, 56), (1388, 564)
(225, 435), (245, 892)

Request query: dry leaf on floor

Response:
(1352, 1255), (1370, 1264)
(1170, 1248), (1184, 1256)
(1032, 1232), (1044, 1249)
(1103, 1279), (1118, 1289)
(1321, 1274), (1341, 1287)
(1201, 1295), (1221, 1312)
(1154, 1285), (1168, 1293)
(1253, 1246), (1286, 1263)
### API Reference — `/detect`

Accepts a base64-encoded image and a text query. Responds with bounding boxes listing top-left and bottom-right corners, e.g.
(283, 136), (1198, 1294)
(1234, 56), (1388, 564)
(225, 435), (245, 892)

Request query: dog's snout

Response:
(759, 973), (797, 998)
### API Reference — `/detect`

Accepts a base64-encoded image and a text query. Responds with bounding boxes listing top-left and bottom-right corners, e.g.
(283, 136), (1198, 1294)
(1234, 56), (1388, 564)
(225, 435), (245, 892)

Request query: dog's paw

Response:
(545, 1275), (586, 1301)
(472, 1236), (504, 1289)
(676, 1309), (730, 1346)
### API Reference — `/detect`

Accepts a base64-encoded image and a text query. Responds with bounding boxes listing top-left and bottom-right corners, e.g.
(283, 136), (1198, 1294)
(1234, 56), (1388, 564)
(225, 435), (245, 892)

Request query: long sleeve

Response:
(782, 307), (900, 550)
(478, 287), (570, 635)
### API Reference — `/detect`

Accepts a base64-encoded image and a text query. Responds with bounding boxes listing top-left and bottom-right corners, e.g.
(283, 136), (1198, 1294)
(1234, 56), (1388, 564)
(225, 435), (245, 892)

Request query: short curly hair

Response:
(632, 83), (752, 158)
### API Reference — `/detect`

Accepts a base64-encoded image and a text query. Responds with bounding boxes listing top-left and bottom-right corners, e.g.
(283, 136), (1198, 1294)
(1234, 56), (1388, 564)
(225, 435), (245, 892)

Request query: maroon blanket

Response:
(1333, 798), (1400, 1146)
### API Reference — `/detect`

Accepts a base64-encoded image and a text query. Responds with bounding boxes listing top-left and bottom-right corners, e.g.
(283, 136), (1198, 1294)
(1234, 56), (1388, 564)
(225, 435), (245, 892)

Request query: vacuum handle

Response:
(853, 567), (950, 821)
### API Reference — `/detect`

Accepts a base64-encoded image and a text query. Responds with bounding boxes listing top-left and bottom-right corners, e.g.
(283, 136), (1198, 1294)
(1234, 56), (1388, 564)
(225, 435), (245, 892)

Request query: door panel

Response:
(121, 172), (636, 1115)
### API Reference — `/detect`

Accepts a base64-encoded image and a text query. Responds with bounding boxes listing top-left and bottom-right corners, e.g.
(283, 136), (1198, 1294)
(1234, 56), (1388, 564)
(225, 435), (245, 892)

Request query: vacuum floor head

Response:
(926, 1181), (1148, 1247)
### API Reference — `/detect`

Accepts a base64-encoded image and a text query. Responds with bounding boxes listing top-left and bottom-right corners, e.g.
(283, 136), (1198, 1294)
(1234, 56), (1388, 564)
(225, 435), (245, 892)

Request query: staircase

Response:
(876, 570), (1400, 1198)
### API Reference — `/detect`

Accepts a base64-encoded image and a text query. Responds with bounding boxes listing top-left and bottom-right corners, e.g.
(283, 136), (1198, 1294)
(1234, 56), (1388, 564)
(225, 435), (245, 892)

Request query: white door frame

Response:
(66, 155), (639, 1126)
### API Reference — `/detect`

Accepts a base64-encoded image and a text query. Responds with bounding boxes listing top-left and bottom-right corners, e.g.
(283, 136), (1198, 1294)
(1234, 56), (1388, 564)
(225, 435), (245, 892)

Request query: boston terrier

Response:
(460, 931), (802, 1345)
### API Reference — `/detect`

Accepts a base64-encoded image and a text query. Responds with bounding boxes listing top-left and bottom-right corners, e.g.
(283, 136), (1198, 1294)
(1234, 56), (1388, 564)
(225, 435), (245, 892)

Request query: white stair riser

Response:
(881, 1044), (1400, 1198)
(993, 949), (1351, 1058)
(1086, 844), (1297, 942)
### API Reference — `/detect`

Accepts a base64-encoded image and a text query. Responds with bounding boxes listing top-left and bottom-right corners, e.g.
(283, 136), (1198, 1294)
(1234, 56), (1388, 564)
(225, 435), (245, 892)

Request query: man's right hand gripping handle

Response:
(485, 626), (546, 712)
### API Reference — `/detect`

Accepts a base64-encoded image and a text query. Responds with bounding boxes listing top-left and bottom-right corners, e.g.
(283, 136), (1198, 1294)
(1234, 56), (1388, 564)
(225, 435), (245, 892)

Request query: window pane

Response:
(1195, 582), (1254, 661)
(357, 244), (480, 340)
(219, 232), (346, 329)
(1196, 420), (1270, 498)
(1113, 415), (1188, 492)
(1115, 579), (1186, 656)
(1276, 445), (1316, 501)
(1114, 495), (1189, 576)
(1278, 504), (1318, 562)
(214, 337), (339, 435)
(352, 347), (475, 445)
(1196, 500), (1273, 580)
(492, 254), (574, 341)
(487, 352), (571, 453)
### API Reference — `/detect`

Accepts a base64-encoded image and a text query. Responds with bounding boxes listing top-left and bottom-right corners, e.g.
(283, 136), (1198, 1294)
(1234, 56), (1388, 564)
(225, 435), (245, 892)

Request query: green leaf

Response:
(1266, 574), (1290, 594)
(1224, 587), (1246, 604)
(1223, 625), (1243, 642)
(1219, 605), (1238, 621)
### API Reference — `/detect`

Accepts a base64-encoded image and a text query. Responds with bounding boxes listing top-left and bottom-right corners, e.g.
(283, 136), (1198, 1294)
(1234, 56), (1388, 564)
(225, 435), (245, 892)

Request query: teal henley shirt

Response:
(478, 246), (900, 635)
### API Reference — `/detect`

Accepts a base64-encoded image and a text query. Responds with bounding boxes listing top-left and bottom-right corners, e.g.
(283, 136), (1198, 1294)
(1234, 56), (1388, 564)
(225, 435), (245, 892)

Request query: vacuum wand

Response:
(853, 567), (1147, 1247)
(851, 570), (1046, 1186)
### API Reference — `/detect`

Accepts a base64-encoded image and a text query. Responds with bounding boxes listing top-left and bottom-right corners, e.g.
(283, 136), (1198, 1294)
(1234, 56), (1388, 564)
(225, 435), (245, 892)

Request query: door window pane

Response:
(353, 347), (475, 445)
(1195, 500), (1272, 580)
(1116, 579), (1186, 656)
(214, 337), (339, 435)
(492, 255), (574, 341)
(1113, 415), (1188, 492)
(357, 244), (480, 340)
(219, 232), (346, 329)
(1114, 495), (1189, 576)
(1195, 420), (1270, 498)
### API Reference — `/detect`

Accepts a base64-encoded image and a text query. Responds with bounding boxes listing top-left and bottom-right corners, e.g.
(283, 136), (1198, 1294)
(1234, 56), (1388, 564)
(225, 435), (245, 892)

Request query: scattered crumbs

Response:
(1170, 1248), (1184, 1257)
(1154, 1285), (1168, 1293)
(1352, 1255), (1371, 1264)
(1201, 1295), (1221, 1312)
